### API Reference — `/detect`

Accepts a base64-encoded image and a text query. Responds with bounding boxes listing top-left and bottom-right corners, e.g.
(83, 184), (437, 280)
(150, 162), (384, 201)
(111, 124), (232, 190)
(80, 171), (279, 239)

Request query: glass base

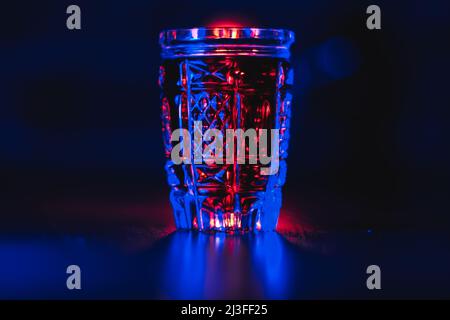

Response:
(167, 161), (285, 232)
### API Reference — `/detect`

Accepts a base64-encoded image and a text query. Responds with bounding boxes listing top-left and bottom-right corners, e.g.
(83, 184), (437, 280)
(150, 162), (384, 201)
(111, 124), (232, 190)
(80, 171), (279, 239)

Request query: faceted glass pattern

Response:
(159, 55), (293, 232)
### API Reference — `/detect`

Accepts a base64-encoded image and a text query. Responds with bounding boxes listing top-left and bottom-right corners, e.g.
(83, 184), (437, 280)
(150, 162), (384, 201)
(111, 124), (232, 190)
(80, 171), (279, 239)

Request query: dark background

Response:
(1, 0), (449, 233)
(1, 0), (450, 299)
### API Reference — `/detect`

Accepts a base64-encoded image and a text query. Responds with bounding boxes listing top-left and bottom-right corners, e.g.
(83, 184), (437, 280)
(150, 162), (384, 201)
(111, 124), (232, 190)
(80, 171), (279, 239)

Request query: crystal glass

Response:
(159, 27), (295, 232)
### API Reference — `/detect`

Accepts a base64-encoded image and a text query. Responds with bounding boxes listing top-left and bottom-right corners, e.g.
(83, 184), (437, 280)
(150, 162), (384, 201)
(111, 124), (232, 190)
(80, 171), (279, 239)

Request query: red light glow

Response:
(207, 20), (245, 28)
(205, 15), (254, 28)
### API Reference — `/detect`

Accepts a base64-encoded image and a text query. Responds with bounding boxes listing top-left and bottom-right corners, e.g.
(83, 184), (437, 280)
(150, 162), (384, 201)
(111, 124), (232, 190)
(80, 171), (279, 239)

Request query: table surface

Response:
(1, 227), (450, 299)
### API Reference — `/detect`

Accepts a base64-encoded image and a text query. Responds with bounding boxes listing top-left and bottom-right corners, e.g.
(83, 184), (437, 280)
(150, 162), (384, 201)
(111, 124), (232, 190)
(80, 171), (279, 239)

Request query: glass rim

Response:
(159, 27), (295, 59)
(160, 27), (294, 44)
